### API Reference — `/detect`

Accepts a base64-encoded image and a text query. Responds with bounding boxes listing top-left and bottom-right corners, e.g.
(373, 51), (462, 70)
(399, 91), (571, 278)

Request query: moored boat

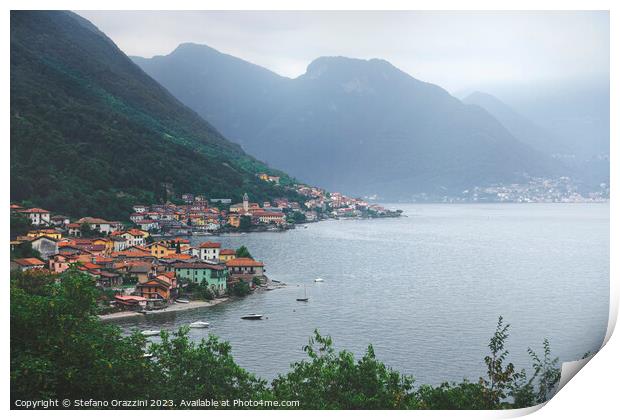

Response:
(189, 321), (210, 328)
(175, 298), (190, 304)
(241, 313), (263, 320)
(141, 330), (160, 337)
(296, 285), (309, 302)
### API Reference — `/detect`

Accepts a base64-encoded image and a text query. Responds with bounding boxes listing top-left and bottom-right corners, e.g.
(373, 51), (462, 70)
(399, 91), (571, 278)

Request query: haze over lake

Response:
(117, 203), (609, 384)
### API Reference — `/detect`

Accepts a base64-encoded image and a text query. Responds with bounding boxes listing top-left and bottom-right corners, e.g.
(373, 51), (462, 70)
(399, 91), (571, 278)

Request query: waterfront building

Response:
(135, 273), (178, 301)
(252, 210), (286, 225)
(173, 261), (228, 294)
(226, 258), (265, 284)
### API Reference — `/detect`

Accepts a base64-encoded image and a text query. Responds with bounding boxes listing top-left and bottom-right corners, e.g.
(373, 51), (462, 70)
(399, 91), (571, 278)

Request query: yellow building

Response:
(147, 242), (176, 258)
(26, 229), (62, 240)
(219, 249), (236, 262)
(92, 237), (114, 255)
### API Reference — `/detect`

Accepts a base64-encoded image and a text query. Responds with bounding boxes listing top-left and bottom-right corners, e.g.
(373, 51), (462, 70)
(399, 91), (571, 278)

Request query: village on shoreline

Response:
(10, 177), (402, 319)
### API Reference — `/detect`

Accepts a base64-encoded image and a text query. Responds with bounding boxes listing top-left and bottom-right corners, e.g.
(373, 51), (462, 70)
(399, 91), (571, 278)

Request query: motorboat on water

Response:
(241, 313), (263, 320)
(314, 277), (325, 283)
(296, 285), (309, 302)
(189, 321), (210, 328)
(141, 330), (160, 337)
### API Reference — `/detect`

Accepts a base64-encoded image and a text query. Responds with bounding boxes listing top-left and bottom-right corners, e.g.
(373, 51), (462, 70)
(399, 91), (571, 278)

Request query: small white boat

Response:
(314, 278), (325, 283)
(175, 299), (190, 304)
(241, 313), (263, 320)
(141, 330), (160, 337)
(189, 321), (210, 328)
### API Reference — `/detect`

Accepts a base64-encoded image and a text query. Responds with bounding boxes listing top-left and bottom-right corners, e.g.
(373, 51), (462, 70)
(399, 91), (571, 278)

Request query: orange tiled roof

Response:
(170, 253), (192, 260)
(111, 250), (151, 258)
(226, 258), (264, 267)
(82, 262), (102, 270)
(18, 208), (50, 214)
(160, 271), (176, 280)
(252, 210), (285, 217)
(13, 257), (45, 266)
(199, 241), (221, 248)
(220, 249), (236, 255)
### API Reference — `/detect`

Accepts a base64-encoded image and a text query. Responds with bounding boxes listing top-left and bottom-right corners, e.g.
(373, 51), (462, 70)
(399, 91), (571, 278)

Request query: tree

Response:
(239, 215), (252, 231)
(10, 213), (33, 238)
(198, 279), (215, 301)
(11, 241), (41, 260)
(80, 222), (97, 238)
(478, 316), (520, 408)
(10, 269), (266, 406)
(272, 330), (417, 409)
(229, 281), (251, 297)
(11, 269), (153, 403)
(11, 270), (565, 410)
(235, 246), (253, 259)
(147, 328), (269, 403)
(509, 339), (561, 408)
(287, 211), (306, 224)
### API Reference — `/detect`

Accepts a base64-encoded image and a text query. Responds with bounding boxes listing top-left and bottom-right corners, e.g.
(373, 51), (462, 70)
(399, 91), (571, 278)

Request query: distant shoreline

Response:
(99, 297), (229, 321)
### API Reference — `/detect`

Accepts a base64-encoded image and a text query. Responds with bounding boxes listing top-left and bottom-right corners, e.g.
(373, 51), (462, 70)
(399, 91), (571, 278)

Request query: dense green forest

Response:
(11, 268), (566, 410)
(10, 11), (299, 220)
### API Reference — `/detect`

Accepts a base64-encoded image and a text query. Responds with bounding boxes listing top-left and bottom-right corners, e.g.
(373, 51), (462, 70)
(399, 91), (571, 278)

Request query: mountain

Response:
(462, 91), (565, 156)
(134, 44), (563, 199)
(463, 91), (609, 187)
(10, 12), (297, 220)
(131, 43), (292, 147)
(463, 82), (610, 161)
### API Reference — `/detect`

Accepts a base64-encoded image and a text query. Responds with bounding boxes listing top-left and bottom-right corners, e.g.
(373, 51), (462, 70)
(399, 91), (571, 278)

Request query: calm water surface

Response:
(115, 203), (609, 385)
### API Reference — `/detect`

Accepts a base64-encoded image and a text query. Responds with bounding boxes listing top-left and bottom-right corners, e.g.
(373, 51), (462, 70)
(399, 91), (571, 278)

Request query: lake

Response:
(115, 203), (610, 385)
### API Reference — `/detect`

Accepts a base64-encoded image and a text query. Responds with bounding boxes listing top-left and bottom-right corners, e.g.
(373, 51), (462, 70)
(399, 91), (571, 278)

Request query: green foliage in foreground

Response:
(11, 269), (567, 409)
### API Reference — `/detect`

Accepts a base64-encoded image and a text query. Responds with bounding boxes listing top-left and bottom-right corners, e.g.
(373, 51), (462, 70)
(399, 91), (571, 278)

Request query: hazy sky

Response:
(77, 10), (609, 93)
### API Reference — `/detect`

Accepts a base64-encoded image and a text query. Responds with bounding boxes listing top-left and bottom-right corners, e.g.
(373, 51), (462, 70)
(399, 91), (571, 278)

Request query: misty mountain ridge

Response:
(133, 43), (568, 199)
(463, 90), (609, 185)
(462, 91), (564, 155)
